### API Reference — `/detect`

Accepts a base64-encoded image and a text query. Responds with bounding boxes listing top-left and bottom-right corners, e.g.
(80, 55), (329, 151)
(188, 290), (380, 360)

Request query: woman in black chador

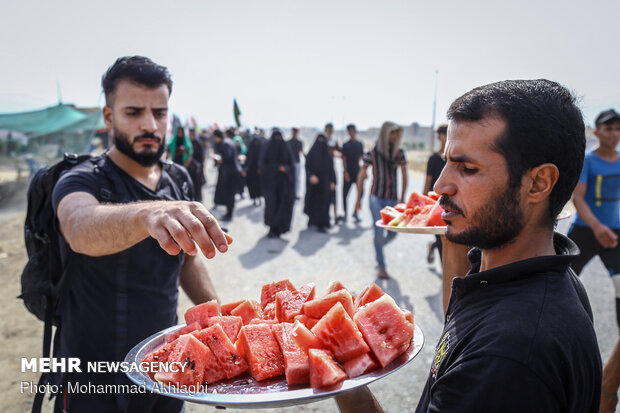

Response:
(259, 129), (296, 238)
(245, 133), (265, 206)
(304, 134), (335, 232)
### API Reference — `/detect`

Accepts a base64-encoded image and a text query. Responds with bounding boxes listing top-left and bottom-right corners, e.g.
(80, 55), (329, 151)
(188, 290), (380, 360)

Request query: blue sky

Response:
(1, 0), (619, 129)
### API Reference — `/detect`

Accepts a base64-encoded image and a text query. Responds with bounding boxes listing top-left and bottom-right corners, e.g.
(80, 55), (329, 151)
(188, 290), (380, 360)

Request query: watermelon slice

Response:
(425, 201), (446, 227)
(154, 334), (207, 388)
(294, 314), (320, 330)
(230, 299), (263, 325)
(379, 206), (400, 225)
(272, 323), (310, 386)
(341, 352), (379, 378)
(201, 324), (248, 379)
(165, 321), (201, 343)
(311, 302), (370, 362)
(325, 280), (348, 296)
(427, 191), (440, 201)
(262, 302), (276, 320)
(187, 330), (227, 384)
(260, 279), (296, 309)
(221, 300), (245, 316)
(308, 349), (347, 388)
(354, 283), (385, 310)
(206, 316), (243, 342)
(406, 192), (436, 209)
(303, 289), (355, 319)
(141, 340), (177, 379)
(354, 295), (414, 368)
(291, 320), (326, 353)
(393, 203), (407, 213)
(238, 324), (285, 381)
(249, 319), (279, 325)
(184, 300), (220, 328)
(275, 283), (316, 322)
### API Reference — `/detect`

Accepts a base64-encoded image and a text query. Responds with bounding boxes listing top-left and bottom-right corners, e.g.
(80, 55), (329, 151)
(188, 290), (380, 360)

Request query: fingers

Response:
(166, 219), (198, 256)
(191, 204), (231, 256)
(150, 226), (182, 256)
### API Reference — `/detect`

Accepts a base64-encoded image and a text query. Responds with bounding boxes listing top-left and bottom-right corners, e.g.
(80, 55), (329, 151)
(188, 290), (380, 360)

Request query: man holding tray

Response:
(413, 80), (602, 412)
(51, 56), (231, 412)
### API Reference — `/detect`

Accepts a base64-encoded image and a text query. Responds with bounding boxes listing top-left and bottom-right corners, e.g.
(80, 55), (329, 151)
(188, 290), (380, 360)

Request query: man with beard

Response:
(51, 56), (231, 413)
(414, 80), (602, 412)
(259, 129), (296, 238)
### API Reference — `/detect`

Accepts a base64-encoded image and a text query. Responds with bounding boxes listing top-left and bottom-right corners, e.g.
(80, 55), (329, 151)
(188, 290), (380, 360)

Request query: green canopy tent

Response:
(0, 104), (104, 159)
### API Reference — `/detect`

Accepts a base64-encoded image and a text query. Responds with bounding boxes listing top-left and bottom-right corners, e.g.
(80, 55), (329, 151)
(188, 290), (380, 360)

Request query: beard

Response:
(113, 129), (165, 167)
(441, 184), (524, 250)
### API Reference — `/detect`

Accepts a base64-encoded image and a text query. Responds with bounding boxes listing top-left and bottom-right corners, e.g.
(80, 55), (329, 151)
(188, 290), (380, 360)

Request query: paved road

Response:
(180, 161), (619, 413)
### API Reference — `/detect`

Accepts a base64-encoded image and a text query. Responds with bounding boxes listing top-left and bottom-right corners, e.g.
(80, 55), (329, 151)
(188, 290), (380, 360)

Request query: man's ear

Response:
(102, 106), (113, 130)
(525, 163), (559, 204)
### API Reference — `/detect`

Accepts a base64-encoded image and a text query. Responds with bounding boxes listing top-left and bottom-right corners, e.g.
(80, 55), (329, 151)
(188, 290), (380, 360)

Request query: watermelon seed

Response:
(380, 327), (387, 334)
(190, 360), (196, 370)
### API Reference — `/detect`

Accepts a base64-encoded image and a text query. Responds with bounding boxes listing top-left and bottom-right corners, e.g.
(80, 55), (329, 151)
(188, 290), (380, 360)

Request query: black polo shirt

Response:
(416, 233), (602, 413)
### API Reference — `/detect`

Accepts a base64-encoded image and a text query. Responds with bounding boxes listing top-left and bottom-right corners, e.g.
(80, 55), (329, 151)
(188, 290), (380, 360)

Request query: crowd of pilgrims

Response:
(167, 122), (370, 239)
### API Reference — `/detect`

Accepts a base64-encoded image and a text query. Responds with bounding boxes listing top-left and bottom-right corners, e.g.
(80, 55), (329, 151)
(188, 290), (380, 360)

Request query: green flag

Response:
(233, 98), (242, 127)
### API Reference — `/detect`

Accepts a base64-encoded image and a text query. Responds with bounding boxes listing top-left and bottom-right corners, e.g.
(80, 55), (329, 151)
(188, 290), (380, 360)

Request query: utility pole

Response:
(430, 69), (438, 152)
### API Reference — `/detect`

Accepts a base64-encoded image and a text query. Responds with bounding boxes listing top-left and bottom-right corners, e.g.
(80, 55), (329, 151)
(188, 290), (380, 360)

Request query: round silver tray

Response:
(125, 323), (424, 409)
(375, 220), (447, 234)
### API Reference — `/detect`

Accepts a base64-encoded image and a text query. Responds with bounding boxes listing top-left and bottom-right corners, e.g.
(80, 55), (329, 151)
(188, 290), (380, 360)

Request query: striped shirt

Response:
(363, 147), (407, 200)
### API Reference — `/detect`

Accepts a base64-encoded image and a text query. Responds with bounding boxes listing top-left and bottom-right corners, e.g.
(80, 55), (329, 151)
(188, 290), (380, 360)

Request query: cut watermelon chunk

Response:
(379, 206), (400, 225)
(303, 289), (355, 319)
(354, 283), (385, 310)
(341, 352), (379, 378)
(311, 302), (370, 362)
(406, 191), (436, 209)
(308, 349), (347, 388)
(294, 314), (320, 330)
(230, 299), (263, 325)
(291, 320), (326, 353)
(425, 201), (446, 227)
(154, 334), (207, 388)
(249, 319), (279, 325)
(206, 316), (243, 342)
(187, 330), (227, 384)
(201, 324), (248, 379)
(234, 339), (245, 358)
(394, 203), (407, 213)
(354, 295), (414, 368)
(184, 300), (220, 328)
(165, 321), (201, 343)
(221, 299), (245, 316)
(275, 283), (316, 322)
(325, 280), (348, 296)
(238, 324), (285, 381)
(141, 340), (177, 380)
(262, 302), (276, 320)
(272, 323), (310, 386)
(260, 279), (296, 309)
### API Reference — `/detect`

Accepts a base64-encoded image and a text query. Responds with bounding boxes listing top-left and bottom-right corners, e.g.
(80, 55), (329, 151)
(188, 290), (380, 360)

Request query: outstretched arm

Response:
(57, 192), (232, 258)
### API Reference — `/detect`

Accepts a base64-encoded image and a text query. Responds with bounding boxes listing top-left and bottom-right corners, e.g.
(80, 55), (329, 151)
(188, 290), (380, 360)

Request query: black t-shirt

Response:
(51, 155), (194, 368)
(287, 138), (303, 163)
(415, 233), (602, 413)
(341, 140), (364, 175)
(426, 152), (446, 190)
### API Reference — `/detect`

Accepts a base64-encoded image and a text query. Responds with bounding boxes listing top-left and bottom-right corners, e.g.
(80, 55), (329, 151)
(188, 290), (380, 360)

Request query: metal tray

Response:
(125, 323), (424, 409)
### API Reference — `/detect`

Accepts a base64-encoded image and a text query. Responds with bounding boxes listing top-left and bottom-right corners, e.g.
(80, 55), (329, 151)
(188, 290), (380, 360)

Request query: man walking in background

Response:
(287, 127), (304, 200)
(340, 123), (364, 223)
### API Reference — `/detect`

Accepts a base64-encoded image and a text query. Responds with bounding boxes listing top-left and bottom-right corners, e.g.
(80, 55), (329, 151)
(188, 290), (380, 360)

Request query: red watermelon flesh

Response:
(325, 280), (348, 296)
(154, 334), (206, 388)
(230, 299), (263, 325)
(379, 206), (400, 225)
(142, 340), (177, 380)
(165, 321), (201, 343)
(402, 309), (414, 325)
(294, 314), (320, 330)
(275, 283), (316, 322)
(427, 191), (440, 201)
(202, 324), (248, 379)
(354, 283), (385, 310)
(262, 302), (276, 320)
(260, 279), (296, 309)
(308, 349), (347, 388)
(311, 302), (370, 363)
(221, 300), (245, 316)
(184, 300), (220, 328)
(234, 339), (245, 358)
(394, 203), (407, 213)
(425, 201), (446, 227)
(341, 352), (379, 378)
(406, 191), (436, 209)
(249, 319), (279, 325)
(303, 289), (355, 319)
(206, 316), (243, 342)
(272, 323), (310, 386)
(189, 329), (227, 384)
(238, 324), (285, 381)
(291, 320), (326, 353)
(354, 295), (414, 368)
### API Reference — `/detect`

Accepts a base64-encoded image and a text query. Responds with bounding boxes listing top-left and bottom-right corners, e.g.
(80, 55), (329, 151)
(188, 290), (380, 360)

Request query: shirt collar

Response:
(452, 232), (579, 297)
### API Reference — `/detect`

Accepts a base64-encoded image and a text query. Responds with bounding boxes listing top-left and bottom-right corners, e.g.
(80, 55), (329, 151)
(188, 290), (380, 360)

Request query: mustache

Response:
(134, 132), (162, 142)
(439, 196), (464, 216)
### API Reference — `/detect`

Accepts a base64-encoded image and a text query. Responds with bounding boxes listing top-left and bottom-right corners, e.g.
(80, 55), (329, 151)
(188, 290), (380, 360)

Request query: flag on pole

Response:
(233, 98), (242, 127)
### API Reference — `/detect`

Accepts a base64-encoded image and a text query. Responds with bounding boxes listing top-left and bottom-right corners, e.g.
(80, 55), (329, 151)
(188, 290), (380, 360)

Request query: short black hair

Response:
(436, 124), (448, 135)
(213, 129), (224, 139)
(325, 123), (334, 129)
(102, 56), (173, 105)
(447, 79), (585, 224)
(346, 123), (356, 131)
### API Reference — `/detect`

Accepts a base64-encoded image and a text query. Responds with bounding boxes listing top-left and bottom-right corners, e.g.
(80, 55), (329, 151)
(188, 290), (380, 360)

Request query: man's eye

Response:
(154, 111), (167, 119)
(461, 166), (477, 174)
(126, 112), (138, 117)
